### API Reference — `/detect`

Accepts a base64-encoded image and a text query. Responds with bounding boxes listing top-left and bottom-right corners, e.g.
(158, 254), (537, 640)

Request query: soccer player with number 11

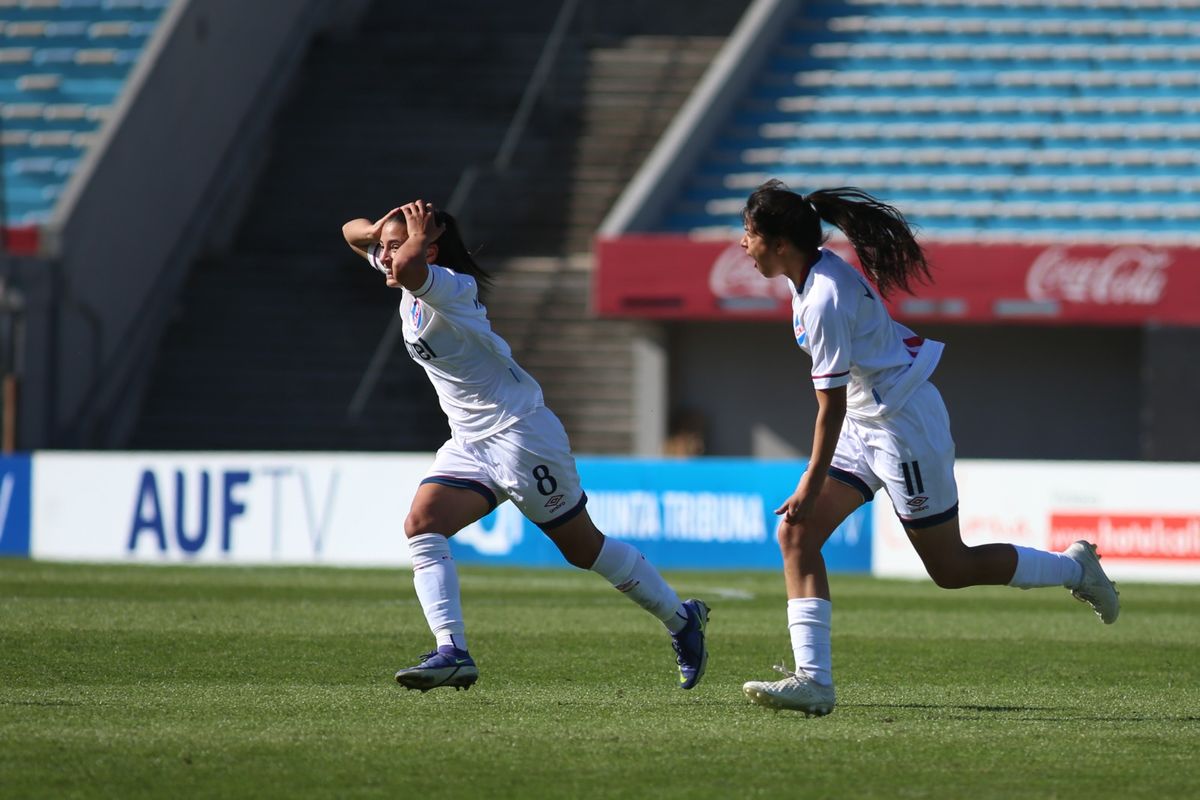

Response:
(737, 181), (1120, 717)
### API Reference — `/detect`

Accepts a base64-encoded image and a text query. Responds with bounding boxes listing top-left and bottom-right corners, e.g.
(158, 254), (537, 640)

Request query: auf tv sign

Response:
(126, 466), (339, 557)
(127, 469), (252, 553)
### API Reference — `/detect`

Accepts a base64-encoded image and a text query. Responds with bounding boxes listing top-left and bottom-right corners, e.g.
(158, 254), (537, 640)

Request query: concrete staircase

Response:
(485, 255), (641, 455)
(127, 0), (745, 453)
(477, 34), (727, 257)
(129, 253), (446, 450)
(472, 34), (726, 453)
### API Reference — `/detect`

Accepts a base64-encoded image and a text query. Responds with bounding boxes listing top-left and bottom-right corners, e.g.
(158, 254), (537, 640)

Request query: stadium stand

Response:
(127, 0), (749, 452)
(657, 0), (1200, 244)
(0, 0), (169, 228)
(8, 0), (1193, 459)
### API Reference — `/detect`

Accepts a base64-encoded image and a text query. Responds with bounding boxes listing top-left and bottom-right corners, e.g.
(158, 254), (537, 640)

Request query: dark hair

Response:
(432, 209), (493, 298)
(743, 180), (930, 297)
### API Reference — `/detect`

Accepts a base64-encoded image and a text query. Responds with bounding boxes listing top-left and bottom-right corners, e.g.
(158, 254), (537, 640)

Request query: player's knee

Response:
(403, 510), (437, 538)
(777, 524), (821, 556)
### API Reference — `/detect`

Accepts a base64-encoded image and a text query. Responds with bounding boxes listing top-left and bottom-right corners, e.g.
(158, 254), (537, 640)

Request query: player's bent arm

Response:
(341, 207), (402, 262)
(341, 218), (375, 260)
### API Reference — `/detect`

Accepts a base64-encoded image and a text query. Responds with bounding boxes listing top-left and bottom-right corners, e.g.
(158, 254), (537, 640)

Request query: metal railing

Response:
(345, 0), (583, 421)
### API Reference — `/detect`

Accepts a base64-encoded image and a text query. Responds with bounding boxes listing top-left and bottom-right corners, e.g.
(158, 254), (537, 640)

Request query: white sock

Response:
(408, 533), (468, 652)
(590, 536), (687, 633)
(1009, 545), (1084, 590)
(788, 597), (833, 686)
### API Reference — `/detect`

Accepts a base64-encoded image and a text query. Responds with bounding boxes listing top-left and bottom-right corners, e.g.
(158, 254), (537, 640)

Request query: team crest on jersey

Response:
(410, 298), (424, 328)
(793, 311), (806, 346)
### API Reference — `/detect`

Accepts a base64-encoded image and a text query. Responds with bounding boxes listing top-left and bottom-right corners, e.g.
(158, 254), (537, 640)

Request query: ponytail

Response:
(744, 180), (930, 297)
(432, 210), (493, 300)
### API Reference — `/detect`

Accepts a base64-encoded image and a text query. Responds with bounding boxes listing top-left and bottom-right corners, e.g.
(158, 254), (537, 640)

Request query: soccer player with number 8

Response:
(342, 201), (708, 693)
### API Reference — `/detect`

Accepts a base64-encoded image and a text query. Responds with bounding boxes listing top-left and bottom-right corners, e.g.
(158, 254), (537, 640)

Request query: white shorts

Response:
(422, 406), (587, 530)
(828, 381), (959, 529)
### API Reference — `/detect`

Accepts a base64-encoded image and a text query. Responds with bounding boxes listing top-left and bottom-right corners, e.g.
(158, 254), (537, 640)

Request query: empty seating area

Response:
(1, 0), (169, 227)
(664, 0), (1200, 243)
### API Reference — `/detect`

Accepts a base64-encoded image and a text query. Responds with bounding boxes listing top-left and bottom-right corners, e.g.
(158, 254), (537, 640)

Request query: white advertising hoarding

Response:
(32, 452), (433, 566)
(873, 460), (1200, 583)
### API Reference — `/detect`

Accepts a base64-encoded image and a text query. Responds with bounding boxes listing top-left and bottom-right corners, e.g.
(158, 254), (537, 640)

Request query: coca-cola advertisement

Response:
(1026, 246), (1170, 307)
(594, 236), (1200, 325)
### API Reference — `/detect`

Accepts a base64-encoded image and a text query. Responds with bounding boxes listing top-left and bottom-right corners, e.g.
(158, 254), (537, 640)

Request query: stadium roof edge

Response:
(598, 0), (799, 237)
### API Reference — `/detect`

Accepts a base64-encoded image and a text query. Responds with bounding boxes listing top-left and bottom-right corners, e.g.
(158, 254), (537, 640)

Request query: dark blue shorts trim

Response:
(899, 502), (960, 530)
(420, 476), (499, 512)
(828, 466), (874, 505)
(537, 492), (589, 532)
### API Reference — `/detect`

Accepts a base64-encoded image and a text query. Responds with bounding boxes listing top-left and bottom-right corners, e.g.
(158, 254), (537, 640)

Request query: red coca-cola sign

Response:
(1026, 246), (1169, 306)
(594, 236), (1200, 325)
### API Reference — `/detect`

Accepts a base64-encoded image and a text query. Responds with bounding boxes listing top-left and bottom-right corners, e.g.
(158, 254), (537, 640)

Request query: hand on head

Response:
(401, 199), (445, 243)
(368, 206), (403, 241)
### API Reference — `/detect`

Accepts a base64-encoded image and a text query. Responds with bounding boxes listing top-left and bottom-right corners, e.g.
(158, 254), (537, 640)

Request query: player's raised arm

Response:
(342, 206), (402, 263)
(386, 200), (445, 292)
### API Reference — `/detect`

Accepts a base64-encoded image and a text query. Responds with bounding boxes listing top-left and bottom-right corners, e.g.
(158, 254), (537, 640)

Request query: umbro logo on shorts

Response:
(544, 493), (566, 512)
(906, 495), (929, 511)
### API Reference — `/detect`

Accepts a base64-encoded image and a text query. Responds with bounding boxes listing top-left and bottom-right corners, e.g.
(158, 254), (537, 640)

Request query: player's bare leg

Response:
(907, 519), (1118, 622)
(744, 479), (864, 715)
(905, 518), (1017, 588)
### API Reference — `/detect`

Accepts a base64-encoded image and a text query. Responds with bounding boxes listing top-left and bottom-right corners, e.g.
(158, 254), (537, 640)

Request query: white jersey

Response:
(788, 248), (943, 420)
(368, 246), (543, 442)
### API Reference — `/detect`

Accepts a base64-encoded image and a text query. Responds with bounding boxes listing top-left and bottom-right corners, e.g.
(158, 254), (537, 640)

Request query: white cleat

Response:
(1065, 540), (1120, 624)
(743, 665), (836, 717)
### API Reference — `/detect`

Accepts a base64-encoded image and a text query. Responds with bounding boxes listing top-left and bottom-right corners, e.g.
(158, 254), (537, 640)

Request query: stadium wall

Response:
(8, 452), (1200, 583)
(25, 0), (367, 449)
(595, 237), (1200, 461)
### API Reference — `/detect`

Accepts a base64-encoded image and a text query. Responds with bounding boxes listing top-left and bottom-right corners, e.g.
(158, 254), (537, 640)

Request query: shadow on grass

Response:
(858, 703), (1050, 713)
(851, 703), (1200, 723)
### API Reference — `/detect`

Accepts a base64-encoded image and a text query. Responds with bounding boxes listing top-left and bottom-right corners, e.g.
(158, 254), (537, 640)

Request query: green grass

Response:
(1, 560), (1198, 799)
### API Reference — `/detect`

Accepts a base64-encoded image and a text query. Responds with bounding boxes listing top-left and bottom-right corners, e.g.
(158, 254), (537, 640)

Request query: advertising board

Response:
(0, 455), (31, 557)
(32, 452), (428, 565)
(595, 236), (1200, 326)
(29, 453), (872, 572)
(872, 460), (1200, 583)
(451, 457), (872, 571)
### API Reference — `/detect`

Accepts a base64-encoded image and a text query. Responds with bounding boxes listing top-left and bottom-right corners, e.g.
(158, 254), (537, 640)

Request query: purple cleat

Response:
(671, 599), (710, 690)
(395, 646), (479, 692)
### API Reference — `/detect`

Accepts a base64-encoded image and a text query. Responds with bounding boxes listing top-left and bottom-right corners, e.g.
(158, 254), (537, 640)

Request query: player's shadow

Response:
(854, 703), (1200, 723)
(862, 703), (1049, 713)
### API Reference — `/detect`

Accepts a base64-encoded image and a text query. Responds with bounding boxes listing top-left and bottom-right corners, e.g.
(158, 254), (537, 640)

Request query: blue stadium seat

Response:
(661, 0), (1200, 242)
(0, 0), (169, 227)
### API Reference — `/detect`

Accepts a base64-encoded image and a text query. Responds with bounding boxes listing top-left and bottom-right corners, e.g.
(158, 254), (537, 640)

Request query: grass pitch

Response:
(1, 560), (1198, 799)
